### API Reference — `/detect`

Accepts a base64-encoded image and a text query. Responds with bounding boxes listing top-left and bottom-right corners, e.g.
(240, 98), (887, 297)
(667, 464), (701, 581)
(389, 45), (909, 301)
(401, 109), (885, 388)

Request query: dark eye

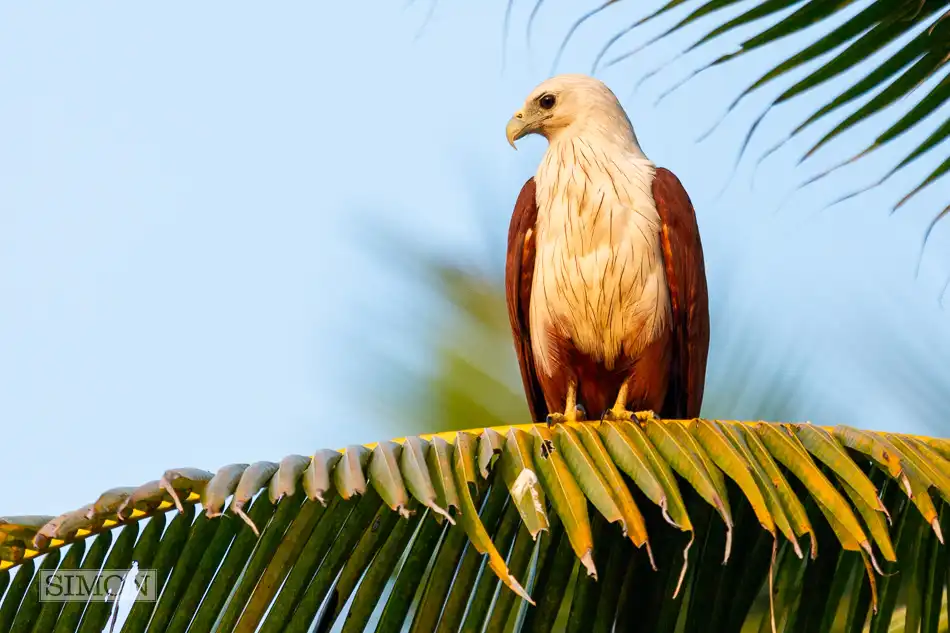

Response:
(538, 94), (556, 110)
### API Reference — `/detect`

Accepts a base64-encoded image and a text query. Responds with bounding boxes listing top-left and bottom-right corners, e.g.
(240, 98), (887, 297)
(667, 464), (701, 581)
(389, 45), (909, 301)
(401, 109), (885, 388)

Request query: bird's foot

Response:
(602, 407), (657, 425)
(602, 404), (633, 423)
(545, 404), (587, 428)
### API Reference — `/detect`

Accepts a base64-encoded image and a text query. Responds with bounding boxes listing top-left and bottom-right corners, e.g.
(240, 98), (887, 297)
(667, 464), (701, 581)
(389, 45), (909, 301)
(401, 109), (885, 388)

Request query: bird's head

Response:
(505, 74), (635, 149)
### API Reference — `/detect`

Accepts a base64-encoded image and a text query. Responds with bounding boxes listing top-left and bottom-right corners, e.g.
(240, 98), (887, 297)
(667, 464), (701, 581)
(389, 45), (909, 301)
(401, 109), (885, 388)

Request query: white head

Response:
(505, 74), (643, 152)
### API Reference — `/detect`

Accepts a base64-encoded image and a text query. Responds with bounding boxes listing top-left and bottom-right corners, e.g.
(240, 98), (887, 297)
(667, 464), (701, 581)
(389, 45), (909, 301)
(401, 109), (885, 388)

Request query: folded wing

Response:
(505, 178), (548, 422)
(653, 168), (711, 419)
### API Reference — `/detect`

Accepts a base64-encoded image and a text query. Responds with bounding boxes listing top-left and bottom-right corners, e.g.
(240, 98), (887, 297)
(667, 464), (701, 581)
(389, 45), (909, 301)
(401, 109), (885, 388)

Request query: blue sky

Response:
(1, 0), (948, 517)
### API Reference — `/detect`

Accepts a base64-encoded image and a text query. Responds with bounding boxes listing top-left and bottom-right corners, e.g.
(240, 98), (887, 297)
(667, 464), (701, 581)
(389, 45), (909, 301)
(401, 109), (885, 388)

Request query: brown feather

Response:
(506, 170), (709, 423)
(652, 167), (711, 418)
(505, 178), (547, 422)
(537, 327), (669, 419)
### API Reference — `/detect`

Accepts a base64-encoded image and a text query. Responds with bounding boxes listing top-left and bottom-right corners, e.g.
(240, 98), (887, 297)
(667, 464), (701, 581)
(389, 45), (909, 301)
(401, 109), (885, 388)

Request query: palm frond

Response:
(544, 0), (950, 240)
(2, 416), (949, 632)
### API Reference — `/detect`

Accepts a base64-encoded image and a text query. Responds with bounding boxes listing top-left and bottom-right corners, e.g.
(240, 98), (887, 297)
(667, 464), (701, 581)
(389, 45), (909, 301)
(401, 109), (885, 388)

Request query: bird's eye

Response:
(538, 94), (556, 110)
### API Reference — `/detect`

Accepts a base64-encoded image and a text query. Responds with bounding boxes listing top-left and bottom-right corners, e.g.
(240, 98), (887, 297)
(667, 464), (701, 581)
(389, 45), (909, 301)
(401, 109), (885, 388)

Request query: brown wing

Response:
(506, 177), (547, 422)
(653, 168), (710, 419)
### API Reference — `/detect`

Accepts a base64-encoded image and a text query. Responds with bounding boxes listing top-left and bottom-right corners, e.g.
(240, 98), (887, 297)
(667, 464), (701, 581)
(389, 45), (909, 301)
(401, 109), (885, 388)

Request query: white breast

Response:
(529, 136), (671, 377)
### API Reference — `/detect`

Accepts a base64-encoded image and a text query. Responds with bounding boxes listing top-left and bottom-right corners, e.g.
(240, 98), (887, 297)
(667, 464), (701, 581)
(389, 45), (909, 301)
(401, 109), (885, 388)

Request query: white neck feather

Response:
(528, 130), (669, 375)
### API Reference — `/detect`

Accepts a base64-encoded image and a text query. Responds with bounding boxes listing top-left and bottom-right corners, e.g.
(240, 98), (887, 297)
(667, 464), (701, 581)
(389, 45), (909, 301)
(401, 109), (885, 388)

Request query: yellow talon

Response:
(603, 380), (633, 422)
(545, 406), (587, 427)
(545, 381), (586, 427)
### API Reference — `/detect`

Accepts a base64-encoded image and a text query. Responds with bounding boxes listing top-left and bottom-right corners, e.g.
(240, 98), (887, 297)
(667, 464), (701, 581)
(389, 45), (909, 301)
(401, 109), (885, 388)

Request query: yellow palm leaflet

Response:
(334, 445), (371, 500)
(792, 424), (888, 518)
(641, 414), (732, 563)
(899, 436), (950, 505)
(740, 423), (815, 558)
(531, 425), (597, 578)
(499, 428), (549, 540)
(201, 464), (249, 518)
(425, 435), (461, 516)
(269, 455), (311, 504)
(755, 423), (874, 563)
(922, 437), (950, 461)
(692, 419), (775, 537)
(878, 436), (944, 542)
(598, 419), (685, 531)
(782, 428), (873, 555)
(88, 487), (137, 520)
(400, 436), (454, 524)
(574, 423), (650, 551)
(231, 461), (280, 536)
(479, 428), (506, 479)
(666, 420), (732, 515)
(836, 475), (896, 562)
(33, 504), (102, 550)
(719, 422), (803, 558)
(160, 467), (215, 514)
(115, 479), (172, 521)
(452, 431), (533, 602)
(303, 449), (343, 505)
(0, 517), (51, 555)
(554, 425), (647, 550)
(832, 425), (909, 495)
(369, 441), (413, 518)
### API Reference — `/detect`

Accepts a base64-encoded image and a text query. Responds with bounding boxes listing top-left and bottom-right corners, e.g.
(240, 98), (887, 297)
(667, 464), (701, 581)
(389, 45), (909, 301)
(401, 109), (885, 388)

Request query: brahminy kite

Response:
(504, 74), (710, 425)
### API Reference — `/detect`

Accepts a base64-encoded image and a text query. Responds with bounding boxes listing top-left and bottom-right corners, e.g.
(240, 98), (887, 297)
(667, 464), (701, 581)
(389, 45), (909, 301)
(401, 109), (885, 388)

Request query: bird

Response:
(504, 74), (709, 427)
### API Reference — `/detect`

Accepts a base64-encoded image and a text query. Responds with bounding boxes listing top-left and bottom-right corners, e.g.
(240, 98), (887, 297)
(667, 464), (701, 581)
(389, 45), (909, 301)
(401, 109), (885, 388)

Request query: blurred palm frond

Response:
(514, 0), (950, 243)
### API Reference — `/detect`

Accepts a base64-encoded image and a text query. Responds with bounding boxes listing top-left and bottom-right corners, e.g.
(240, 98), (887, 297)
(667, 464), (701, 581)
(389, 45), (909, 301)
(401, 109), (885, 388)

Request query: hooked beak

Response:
(506, 112), (533, 149)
